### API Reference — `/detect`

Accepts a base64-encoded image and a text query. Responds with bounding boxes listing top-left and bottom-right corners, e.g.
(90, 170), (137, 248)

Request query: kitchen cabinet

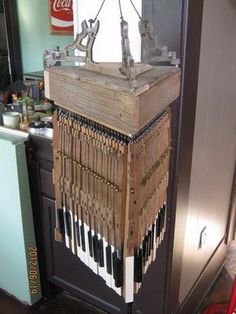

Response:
(26, 135), (58, 299)
(0, 128), (41, 305)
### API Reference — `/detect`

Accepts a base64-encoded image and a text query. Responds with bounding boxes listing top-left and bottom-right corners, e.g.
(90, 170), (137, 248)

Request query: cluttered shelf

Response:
(0, 76), (54, 138)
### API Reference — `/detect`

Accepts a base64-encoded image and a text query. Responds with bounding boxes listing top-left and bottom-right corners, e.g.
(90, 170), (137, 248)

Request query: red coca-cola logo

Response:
(50, 0), (73, 33)
(52, 0), (72, 12)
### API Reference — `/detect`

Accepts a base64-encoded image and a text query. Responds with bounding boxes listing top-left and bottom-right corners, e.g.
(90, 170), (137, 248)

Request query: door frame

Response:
(3, 0), (22, 82)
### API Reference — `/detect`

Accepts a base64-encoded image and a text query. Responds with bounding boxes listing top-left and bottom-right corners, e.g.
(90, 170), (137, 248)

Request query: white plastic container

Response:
(2, 111), (20, 129)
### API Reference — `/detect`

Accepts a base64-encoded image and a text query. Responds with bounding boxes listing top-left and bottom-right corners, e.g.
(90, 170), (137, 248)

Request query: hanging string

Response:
(92, 0), (143, 24)
(91, 0), (106, 23)
(118, 0), (124, 21)
(129, 0), (144, 22)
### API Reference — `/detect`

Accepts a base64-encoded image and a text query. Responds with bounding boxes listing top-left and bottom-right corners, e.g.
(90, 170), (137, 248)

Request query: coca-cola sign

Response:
(50, 0), (74, 34)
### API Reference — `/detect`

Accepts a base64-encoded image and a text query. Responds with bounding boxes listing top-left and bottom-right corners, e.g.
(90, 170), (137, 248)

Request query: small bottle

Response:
(27, 100), (34, 114)
(12, 93), (23, 113)
(19, 114), (29, 131)
(42, 99), (52, 113)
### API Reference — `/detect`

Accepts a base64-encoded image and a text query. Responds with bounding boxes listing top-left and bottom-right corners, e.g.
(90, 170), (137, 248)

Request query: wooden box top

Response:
(44, 64), (180, 136)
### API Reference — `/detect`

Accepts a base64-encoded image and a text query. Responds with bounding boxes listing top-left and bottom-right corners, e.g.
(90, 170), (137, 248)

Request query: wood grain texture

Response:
(44, 65), (180, 136)
(83, 62), (152, 79)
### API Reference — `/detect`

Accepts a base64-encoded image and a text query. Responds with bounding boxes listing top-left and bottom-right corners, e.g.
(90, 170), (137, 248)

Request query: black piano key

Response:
(161, 204), (166, 231)
(63, 211), (67, 236)
(148, 230), (152, 256)
(106, 245), (112, 275)
(142, 235), (149, 263)
(142, 237), (146, 265)
(116, 256), (123, 288)
(75, 221), (81, 247)
(112, 250), (123, 287)
(151, 224), (155, 250)
(65, 210), (71, 238)
(98, 239), (104, 267)
(80, 224), (86, 252)
(88, 230), (93, 257)
(57, 208), (65, 235)
(156, 217), (159, 238)
(92, 234), (99, 263)
(134, 248), (143, 283)
(156, 213), (161, 238)
(145, 235), (149, 262)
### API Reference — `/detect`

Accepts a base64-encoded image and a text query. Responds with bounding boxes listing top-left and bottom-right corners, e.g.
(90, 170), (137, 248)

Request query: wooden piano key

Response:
(52, 107), (172, 302)
(54, 112), (64, 242)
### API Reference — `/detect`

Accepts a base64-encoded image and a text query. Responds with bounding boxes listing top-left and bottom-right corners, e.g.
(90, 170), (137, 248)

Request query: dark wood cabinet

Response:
(27, 136), (58, 299)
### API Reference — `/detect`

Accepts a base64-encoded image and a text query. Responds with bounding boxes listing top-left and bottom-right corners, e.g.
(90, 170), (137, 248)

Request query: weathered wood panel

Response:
(44, 65), (180, 137)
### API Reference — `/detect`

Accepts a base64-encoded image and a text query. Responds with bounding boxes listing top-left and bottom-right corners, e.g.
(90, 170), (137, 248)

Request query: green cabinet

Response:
(0, 127), (41, 305)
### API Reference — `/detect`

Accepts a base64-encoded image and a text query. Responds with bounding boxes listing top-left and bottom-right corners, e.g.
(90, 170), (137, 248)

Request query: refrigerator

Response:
(0, 126), (41, 305)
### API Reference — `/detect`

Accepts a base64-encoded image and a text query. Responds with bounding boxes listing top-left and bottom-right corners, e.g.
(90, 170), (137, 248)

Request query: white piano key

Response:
(70, 211), (76, 255)
(100, 237), (110, 285)
(124, 256), (134, 303)
(74, 215), (81, 258)
(144, 258), (148, 274)
(160, 205), (166, 242)
(148, 227), (153, 267)
(157, 210), (161, 247)
(90, 229), (98, 274)
(103, 238), (112, 287)
(84, 222), (91, 269)
(163, 202), (167, 235)
(152, 221), (157, 261)
(135, 282), (142, 294)
(97, 233), (105, 280)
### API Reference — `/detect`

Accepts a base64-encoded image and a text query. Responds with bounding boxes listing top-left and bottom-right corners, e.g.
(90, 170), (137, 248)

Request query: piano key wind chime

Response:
(44, 0), (180, 304)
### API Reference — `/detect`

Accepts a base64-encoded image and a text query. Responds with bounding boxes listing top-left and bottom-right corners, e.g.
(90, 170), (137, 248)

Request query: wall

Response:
(0, 12), (7, 51)
(179, 0), (236, 303)
(75, 0), (142, 62)
(142, 0), (182, 56)
(17, 0), (73, 73)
